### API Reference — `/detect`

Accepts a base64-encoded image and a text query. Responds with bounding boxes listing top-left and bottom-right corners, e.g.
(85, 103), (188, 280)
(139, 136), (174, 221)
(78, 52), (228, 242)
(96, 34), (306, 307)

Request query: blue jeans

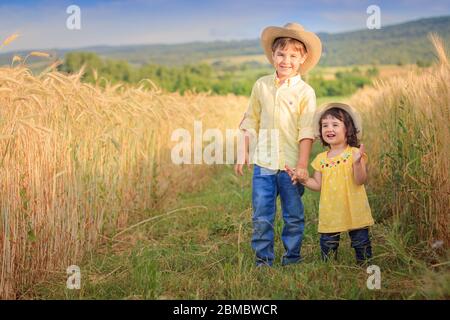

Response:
(251, 165), (305, 266)
(320, 228), (372, 264)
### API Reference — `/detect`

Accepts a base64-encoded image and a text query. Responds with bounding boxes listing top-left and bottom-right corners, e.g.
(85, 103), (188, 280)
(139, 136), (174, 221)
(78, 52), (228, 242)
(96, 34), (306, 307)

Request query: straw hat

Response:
(261, 22), (322, 75)
(313, 103), (363, 139)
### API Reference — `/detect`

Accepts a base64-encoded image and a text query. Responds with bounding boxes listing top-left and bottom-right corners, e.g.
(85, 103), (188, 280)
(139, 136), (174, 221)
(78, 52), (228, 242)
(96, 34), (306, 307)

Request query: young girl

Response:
(286, 103), (374, 264)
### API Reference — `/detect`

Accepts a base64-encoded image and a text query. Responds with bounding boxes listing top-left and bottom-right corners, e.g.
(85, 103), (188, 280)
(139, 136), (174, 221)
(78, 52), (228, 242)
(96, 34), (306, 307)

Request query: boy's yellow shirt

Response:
(239, 73), (316, 170)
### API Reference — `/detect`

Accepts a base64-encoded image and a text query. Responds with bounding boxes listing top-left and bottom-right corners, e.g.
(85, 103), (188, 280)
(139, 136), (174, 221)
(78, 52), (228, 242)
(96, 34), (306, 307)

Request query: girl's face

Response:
(321, 115), (347, 147)
(272, 44), (306, 81)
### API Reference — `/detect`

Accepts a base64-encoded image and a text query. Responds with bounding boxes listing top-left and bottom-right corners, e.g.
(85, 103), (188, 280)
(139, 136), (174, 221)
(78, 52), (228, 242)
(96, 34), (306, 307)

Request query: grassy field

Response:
(1, 34), (448, 300)
(28, 88), (448, 299)
(4, 75), (448, 300)
(29, 163), (448, 299)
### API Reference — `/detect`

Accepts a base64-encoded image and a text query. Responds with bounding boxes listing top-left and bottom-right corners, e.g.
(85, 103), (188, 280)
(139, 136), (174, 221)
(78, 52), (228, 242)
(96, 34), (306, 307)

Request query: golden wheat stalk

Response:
(12, 55), (22, 63)
(29, 51), (51, 58)
(1, 33), (19, 47)
(23, 51), (51, 64)
(428, 33), (449, 67)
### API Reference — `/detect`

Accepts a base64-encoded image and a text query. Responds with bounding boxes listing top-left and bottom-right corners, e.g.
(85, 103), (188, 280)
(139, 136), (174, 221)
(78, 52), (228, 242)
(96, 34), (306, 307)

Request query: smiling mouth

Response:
(326, 134), (336, 138)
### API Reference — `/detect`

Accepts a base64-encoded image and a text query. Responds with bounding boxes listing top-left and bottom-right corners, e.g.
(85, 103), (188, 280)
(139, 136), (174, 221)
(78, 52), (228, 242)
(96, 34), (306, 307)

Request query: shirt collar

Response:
(273, 72), (302, 88)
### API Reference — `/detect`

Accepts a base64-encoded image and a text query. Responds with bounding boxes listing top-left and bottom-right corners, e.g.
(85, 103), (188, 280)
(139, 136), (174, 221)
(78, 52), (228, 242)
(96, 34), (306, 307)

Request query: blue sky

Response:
(1, 0), (449, 51)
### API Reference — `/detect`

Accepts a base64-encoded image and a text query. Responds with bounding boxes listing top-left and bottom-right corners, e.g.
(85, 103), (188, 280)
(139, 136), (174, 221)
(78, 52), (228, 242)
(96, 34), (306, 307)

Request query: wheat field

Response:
(350, 34), (449, 248)
(0, 35), (448, 299)
(0, 63), (247, 298)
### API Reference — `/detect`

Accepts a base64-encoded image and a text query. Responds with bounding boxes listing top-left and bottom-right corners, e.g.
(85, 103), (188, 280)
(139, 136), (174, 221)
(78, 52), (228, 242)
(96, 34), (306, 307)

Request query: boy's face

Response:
(272, 43), (307, 80)
(321, 115), (347, 147)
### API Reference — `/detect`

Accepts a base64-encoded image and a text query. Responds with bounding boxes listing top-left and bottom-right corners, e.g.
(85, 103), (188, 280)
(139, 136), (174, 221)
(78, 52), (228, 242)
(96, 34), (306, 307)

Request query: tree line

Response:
(60, 52), (379, 97)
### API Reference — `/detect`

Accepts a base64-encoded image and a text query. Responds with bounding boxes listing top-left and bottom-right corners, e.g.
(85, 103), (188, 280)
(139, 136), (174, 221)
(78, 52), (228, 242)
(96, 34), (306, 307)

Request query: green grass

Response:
(29, 164), (449, 300)
(26, 95), (448, 301)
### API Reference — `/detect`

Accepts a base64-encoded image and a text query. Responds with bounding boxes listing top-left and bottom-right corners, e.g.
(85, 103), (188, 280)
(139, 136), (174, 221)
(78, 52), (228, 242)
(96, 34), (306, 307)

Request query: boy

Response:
(234, 23), (322, 266)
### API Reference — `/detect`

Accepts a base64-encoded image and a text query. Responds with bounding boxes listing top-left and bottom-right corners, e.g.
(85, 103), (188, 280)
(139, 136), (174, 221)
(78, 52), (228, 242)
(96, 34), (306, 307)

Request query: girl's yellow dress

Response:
(311, 145), (374, 233)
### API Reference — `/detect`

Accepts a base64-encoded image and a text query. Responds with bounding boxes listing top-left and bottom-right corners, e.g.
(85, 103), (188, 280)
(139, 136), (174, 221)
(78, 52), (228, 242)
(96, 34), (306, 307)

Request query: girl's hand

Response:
(285, 165), (298, 185)
(353, 144), (366, 164)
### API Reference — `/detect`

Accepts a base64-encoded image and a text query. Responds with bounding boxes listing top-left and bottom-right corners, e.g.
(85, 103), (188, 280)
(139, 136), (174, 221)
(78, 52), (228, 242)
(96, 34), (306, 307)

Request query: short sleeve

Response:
(311, 154), (322, 172)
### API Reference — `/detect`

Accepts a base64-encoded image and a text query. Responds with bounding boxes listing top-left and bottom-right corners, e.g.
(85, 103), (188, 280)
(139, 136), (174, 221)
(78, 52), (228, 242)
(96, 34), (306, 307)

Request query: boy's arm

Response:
(295, 88), (317, 180)
(353, 144), (368, 185)
(296, 138), (313, 179)
(234, 132), (251, 176)
(235, 83), (261, 176)
(239, 82), (261, 133)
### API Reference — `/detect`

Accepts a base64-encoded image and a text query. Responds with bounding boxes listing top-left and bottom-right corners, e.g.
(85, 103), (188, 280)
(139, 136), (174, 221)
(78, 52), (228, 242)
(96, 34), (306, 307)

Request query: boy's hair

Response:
(319, 107), (360, 148)
(272, 37), (307, 56)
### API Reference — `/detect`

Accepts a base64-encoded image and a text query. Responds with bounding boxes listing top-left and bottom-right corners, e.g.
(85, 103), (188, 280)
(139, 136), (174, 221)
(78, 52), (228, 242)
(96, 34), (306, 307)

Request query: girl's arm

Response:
(353, 144), (368, 185)
(302, 171), (322, 191)
(285, 165), (322, 191)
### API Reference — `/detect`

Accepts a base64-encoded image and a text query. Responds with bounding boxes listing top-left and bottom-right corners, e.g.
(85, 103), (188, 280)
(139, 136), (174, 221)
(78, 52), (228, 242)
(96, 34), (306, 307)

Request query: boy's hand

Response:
(295, 166), (309, 183)
(234, 163), (251, 176)
(353, 144), (366, 164)
(234, 152), (251, 176)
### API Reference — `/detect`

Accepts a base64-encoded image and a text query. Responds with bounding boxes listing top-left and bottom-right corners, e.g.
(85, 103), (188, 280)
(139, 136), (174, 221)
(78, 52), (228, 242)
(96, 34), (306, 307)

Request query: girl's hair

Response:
(319, 107), (360, 148)
(272, 37), (307, 56)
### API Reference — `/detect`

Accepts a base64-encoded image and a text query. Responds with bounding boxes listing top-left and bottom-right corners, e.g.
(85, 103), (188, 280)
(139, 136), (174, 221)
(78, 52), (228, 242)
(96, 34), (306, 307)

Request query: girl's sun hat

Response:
(261, 22), (322, 75)
(313, 103), (363, 139)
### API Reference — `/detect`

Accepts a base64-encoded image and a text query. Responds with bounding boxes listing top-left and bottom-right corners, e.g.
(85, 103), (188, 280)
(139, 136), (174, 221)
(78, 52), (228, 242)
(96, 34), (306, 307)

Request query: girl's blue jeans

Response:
(251, 164), (305, 266)
(320, 228), (372, 264)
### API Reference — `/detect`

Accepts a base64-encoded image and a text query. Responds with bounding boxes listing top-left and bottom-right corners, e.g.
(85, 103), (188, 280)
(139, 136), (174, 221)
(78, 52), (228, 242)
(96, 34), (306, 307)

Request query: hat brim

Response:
(261, 26), (322, 75)
(313, 103), (363, 139)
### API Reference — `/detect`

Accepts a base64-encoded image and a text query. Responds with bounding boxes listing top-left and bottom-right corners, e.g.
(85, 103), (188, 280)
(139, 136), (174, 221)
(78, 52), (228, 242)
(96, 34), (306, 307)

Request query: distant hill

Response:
(319, 15), (450, 65)
(1, 16), (449, 67)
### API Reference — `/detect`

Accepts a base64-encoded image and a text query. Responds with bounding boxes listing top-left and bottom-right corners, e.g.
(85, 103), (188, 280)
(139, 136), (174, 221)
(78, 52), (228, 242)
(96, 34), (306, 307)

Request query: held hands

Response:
(352, 144), (366, 164)
(285, 165), (309, 185)
(296, 167), (309, 183)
